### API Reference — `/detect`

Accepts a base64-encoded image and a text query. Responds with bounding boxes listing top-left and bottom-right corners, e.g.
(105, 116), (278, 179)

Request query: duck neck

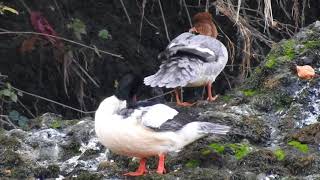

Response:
(95, 95), (126, 122)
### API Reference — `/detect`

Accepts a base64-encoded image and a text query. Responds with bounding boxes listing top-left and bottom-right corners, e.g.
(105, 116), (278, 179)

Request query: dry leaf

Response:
(296, 65), (316, 80)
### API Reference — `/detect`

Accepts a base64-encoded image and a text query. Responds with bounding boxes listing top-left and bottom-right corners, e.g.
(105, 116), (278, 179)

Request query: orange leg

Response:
(206, 83), (218, 101)
(156, 154), (166, 174)
(174, 88), (195, 107)
(123, 158), (147, 176)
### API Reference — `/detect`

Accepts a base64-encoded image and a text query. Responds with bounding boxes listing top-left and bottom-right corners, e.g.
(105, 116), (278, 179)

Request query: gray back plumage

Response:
(144, 32), (228, 88)
(144, 55), (203, 88)
(159, 32), (227, 62)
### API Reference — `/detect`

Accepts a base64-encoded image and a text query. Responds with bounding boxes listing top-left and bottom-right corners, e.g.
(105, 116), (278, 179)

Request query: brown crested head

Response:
(190, 12), (218, 38)
(192, 12), (213, 23)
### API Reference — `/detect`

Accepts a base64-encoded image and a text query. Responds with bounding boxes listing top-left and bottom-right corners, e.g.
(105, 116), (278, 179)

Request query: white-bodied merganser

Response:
(95, 74), (230, 176)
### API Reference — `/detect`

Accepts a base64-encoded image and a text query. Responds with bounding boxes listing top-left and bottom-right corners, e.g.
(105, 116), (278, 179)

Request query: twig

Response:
(157, 0), (170, 42)
(205, 0), (209, 12)
(222, 71), (232, 90)
(0, 29), (124, 59)
(0, 82), (96, 114)
(235, 0), (241, 23)
(17, 100), (36, 118)
(17, 0), (31, 13)
(144, 17), (159, 29)
(138, 0), (147, 52)
(182, 0), (193, 28)
(119, 0), (132, 24)
(139, 0), (147, 38)
(0, 115), (17, 129)
(143, 90), (175, 102)
(72, 58), (100, 88)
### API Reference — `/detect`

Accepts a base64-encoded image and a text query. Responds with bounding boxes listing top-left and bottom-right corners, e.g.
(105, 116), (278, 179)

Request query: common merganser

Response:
(144, 32), (228, 106)
(95, 74), (230, 176)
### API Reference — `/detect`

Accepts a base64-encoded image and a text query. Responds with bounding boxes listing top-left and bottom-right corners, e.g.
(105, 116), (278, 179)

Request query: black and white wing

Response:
(137, 104), (179, 129)
(159, 32), (227, 62)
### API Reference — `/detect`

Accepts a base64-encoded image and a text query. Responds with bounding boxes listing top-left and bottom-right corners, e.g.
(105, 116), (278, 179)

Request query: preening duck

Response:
(144, 32), (228, 106)
(144, 12), (227, 106)
(95, 74), (230, 176)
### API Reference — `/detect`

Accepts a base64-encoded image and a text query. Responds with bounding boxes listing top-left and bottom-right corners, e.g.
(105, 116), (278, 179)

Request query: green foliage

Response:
(98, 29), (111, 40)
(288, 140), (309, 153)
(185, 159), (199, 168)
(8, 110), (29, 129)
(0, 4), (19, 15)
(228, 143), (251, 160)
(209, 143), (225, 154)
(0, 83), (20, 102)
(242, 89), (257, 97)
(67, 18), (86, 40)
(274, 148), (286, 161)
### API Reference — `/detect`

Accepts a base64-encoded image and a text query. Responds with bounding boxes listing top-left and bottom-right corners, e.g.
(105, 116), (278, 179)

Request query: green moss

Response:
(50, 119), (62, 129)
(222, 95), (232, 102)
(265, 54), (277, 68)
(274, 148), (286, 161)
(288, 140), (309, 153)
(209, 143), (225, 154)
(303, 40), (320, 49)
(49, 119), (79, 129)
(264, 40), (297, 69)
(242, 89), (258, 97)
(282, 40), (296, 60)
(228, 143), (251, 160)
(201, 149), (211, 156)
(185, 159), (200, 168)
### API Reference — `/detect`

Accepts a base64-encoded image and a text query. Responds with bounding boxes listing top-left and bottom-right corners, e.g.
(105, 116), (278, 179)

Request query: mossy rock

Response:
(68, 171), (103, 180)
(0, 133), (20, 150)
(0, 150), (23, 168)
(284, 155), (315, 175)
(287, 123), (320, 144)
(34, 164), (60, 179)
(61, 141), (81, 160)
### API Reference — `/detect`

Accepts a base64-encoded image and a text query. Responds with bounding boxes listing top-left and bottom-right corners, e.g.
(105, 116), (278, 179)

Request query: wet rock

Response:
(288, 123), (320, 144)
(284, 155), (315, 175)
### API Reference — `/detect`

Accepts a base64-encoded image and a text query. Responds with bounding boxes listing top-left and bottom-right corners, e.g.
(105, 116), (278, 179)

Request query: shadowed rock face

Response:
(1, 22), (320, 179)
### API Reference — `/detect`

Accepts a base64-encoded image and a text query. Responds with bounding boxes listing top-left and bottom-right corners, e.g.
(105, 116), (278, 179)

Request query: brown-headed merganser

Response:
(144, 12), (227, 106)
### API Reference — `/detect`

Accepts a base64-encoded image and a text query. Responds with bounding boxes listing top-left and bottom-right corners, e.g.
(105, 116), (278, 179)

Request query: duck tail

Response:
(144, 56), (201, 88)
(175, 122), (230, 148)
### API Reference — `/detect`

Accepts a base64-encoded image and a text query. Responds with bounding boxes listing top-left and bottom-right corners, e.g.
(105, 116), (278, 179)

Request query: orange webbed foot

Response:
(207, 95), (219, 102)
(176, 101), (196, 107)
(123, 158), (147, 176)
